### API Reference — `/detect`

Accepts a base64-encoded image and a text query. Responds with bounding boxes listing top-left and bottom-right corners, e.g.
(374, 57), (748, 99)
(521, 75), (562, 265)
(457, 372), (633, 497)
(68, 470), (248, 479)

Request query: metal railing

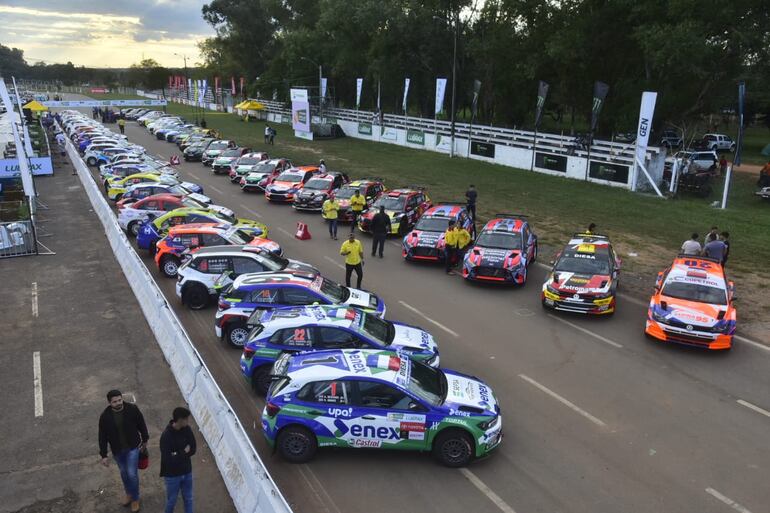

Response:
(0, 199), (37, 258)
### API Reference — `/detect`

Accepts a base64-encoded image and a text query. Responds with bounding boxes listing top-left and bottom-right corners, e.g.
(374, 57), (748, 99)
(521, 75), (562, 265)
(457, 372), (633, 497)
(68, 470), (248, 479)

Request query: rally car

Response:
(115, 183), (211, 208)
(241, 305), (440, 393)
(541, 233), (621, 315)
(358, 187), (431, 235)
(182, 139), (216, 161)
(239, 158), (293, 191)
(324, 179), (386, 222)
(136, 207), (268, 253)
(402, 204), (473, 262)
(261, 349), (502, 466)
(101, 164), (178, 191)
(264, 166), (322, 202)
(463, 214), (538, 284)
(227, 152), (270, 183)
(175, 245), (318, 310)
(154, 223), (281, 278)
(106, 173), (203, 201)
(211, 147), (252, 174)
(117, 193), (234, 237)
(202, 140), (237, 166)
(645, 256), (736, 350)
(214, 270), (386, 347)
(292, 172), (350, 211)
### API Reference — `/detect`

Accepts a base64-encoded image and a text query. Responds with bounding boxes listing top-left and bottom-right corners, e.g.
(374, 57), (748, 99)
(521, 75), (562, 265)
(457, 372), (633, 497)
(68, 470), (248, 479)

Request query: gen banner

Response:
(435, 78), (447, 115)
(634, 91), (657, 166)
(591, 81), (610, 132)
(356, 78), (363, 108)
(535, 80), (549, 129)
(402, 78), (410, 112)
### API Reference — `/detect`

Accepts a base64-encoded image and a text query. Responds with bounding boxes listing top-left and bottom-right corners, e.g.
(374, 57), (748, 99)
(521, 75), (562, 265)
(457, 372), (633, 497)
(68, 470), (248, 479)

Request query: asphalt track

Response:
(79, 108), (769, 513)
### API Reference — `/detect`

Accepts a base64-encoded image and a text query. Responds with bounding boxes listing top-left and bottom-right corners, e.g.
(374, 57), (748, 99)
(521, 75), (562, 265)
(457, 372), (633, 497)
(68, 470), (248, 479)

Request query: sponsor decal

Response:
(408, 431), (426, 441)
(406, 129), (425, 145)
(400, 421), (426, 432)
(352, 439), (382, 448)
(387, 413), (426, 422)
(346, 351), (369, 374)
(450, 378), (464, 399)
(327, 407), (352, 417)
(358, 123), (373, 135)
(470, 141), (496, 159)
(534, 152), (567, 172)
(349, 424), (400, 440)
(449, 408), (472, 417)
(478, 384), (491, 404)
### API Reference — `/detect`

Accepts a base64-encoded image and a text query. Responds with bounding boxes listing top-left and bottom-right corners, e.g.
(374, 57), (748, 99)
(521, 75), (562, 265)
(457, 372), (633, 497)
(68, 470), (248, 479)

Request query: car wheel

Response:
(433, 429), (474, 467)
(182, 284), (209, 310)
(127, 221), (141, 237)
(225, 322), (250, 348)
(251, 365), (273, 395)
(160, 255), (181, 278)
(87, 157), (97, 166)
(277, 426), (318, 463)
(531, 242), (538, 263)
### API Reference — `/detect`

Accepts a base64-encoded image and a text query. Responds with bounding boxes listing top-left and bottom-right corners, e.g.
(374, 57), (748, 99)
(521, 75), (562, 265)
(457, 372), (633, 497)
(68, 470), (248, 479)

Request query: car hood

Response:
(269, 180), (300, 190)
(466, 246), (524, 269)
(186, 192), (212, 205)
(653, 297), (728, 328)
(362, 209), (401, 220)
(442, 370), (498, 417)
(246, 237), (281, 255)
(297, 189), (328, 199)
(549, 271), (611, 294)
(214, 156), (237, 164)
(404, 229), (444, 248)
(204, 149), (224, 156)
(389, 323), (438, 354)
(245, 172), (269, 181)
(206, 203), (235, 219)
(343, 288), (375, 310)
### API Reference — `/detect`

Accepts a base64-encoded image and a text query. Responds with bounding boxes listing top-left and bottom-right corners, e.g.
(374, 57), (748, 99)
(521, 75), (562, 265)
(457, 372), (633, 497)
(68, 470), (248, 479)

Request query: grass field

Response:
(90, 94), (770, 275)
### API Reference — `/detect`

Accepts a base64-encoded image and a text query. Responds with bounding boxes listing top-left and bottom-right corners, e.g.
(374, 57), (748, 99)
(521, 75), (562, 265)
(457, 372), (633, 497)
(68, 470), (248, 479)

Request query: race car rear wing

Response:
(675, 253), (723, 264)
(572, 232), (610, 240)
(437, 201), (467, 206)
(495, 212), (529, 219)
(401, 184), (426, 191)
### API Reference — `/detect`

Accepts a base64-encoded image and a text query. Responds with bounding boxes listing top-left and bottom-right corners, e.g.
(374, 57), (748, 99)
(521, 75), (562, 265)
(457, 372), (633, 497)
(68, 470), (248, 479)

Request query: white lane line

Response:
(546, 314), (623, 348)
(208, 184), (224, 195)
(705, 487), (753, 513)
(736, 399), (770, 419)
(31, 282), (38, 318)
(33, 351), (43, 417)
(276, 226), (293, 238)
(397, 301), (460, 338)
(518, 374), (607, 427)
(323, 256), (345, 270)
(187, 171), (200, 180)
(459, 468), (518, 513)
(239, 203), (262, 218)
(734, 335), (770, 353)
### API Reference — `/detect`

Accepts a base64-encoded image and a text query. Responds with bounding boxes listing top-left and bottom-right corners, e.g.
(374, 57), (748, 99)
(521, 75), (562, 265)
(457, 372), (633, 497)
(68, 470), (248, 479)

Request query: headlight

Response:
(477, 416), (498, 430)
(546, 283), (559, 295)
(652, 309), (668, 323)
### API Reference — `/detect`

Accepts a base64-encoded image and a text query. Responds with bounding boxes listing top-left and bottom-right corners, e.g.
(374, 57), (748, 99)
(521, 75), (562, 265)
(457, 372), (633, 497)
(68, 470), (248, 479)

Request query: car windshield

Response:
(414, 216), (451, 232)
(359, 313), (395, 344)
(181, 196), (206, 209)
(256, 251), (289, 271)
(662, 281), (727, 305)
(304, 178), (332, 190)
(214, 211), (236, 223)
(374, 195), (406, 210)
(407, 361), (444, 406)
(168, 185), (190, 195)
(225, 229), (254, 245)
(335, 186), (366, 199)
(319, 277), (349, 302)
(220, 149), (241, 158)
(276, 171), (304, 182)
(237, 158), (260, 165)
(555, 251), (611, 275)
(251, 163), (275, 174)
(208, 141), (229, 150)
(476, 231), (522, 250)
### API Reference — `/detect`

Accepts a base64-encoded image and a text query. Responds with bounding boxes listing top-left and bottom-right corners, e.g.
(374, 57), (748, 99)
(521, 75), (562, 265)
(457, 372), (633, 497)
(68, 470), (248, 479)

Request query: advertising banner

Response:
(534, 152), (567, 172)
(321, 78), (328, 100)
(290, 88), (311, 133)
(535, 80), (549, 128)
(381, 127), (398, 141)
(0, 157), (54, 178)
(470, 141), (496, 159)
(356, 78), (363, 108)
(89, 88), (110, 94)
(590, 81), (610, 132)
(634, 91), (657, 166)
(188, 78), (192, 101)
(435, 78), (447, 115)
(42, 99), (167, 107)
(589, 161), (630, 184)
(358, 123), (372, 135)
(406, 129), (424, 145)
(402, 78), (410, 112)
(200, 79), (208, 106)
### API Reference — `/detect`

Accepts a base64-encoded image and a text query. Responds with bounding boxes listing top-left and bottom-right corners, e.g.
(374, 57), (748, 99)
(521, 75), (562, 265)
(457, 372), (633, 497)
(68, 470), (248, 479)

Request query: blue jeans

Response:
(164, 473), (193, 513)
(327, 218), (338, 237)
(113, 447), (140, 500)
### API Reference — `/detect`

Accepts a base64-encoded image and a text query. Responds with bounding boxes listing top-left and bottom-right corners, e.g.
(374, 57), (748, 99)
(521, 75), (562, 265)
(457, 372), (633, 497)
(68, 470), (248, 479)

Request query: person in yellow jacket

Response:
(322, 197), (340, 240)
(444, 220), (471, 274)
(349, 189), (367, 233)
(340, 233), (364, 288)
(117, 117), (126, 135)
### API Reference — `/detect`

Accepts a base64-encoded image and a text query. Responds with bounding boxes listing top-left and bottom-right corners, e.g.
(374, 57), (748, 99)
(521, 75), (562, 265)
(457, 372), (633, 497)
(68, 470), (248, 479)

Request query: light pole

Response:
(174, 52), (195, 123)
(434, 13), (459, 158)
(300, 56), (323, 115)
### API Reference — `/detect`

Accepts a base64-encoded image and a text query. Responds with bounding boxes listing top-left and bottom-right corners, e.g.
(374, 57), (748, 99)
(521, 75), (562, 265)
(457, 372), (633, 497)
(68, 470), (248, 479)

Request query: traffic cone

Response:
(295, 222), (311, 240)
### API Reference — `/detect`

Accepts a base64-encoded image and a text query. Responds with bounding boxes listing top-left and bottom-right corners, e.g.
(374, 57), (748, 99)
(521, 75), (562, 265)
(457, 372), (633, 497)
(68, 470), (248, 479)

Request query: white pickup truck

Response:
(702, 133), (736, 152)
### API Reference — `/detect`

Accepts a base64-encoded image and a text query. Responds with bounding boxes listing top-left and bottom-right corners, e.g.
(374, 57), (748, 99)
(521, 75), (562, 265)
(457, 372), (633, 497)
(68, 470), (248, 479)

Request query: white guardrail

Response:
(62, 127), (293, 513)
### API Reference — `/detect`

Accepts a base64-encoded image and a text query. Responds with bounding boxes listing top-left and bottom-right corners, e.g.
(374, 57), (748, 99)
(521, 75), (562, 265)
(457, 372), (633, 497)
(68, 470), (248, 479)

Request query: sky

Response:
(0, 1), (215, 68)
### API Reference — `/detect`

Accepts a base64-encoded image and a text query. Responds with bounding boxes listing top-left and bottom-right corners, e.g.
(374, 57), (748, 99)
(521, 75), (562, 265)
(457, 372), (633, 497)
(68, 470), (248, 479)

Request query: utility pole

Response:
(449, 10), (458, 158)
(301, 56), (323, 115)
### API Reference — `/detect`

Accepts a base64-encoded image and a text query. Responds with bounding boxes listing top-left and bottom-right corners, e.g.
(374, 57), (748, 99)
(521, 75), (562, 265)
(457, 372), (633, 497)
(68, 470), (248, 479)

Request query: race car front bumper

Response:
(645, 319), (732, 350)
(403, 245), (445, 262)
(265, 191), (295, 202)
(463, 265), (524, 284)
(541, 288), (615, 315)
(212, 163), (231, 174)
(477, 415), (503, 457)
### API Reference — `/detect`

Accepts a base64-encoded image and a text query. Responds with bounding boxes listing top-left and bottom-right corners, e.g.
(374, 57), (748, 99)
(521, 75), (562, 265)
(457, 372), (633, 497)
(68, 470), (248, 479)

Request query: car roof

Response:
(567, 233), (611, 247)
(666, 257), (726, 289)
(136, 193), (180, 203)
(258, 305), (361, 331)
(346, 179), (378, 187)
(191, 245), (271, 258)
(483, 217), (526, 233)
(284, 349), (411, 388)
(167, 222), (230, 234)
(423, 204), (464, 218)
(233, 270), (318, 289)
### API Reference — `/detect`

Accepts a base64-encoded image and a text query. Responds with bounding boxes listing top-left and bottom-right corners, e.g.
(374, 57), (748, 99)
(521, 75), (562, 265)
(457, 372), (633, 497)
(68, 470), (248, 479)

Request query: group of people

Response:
(680, 226), (730, 265)
(263, 124), (277, 145)
(92, 107), (120, 125)
(98, 390), (197, 513)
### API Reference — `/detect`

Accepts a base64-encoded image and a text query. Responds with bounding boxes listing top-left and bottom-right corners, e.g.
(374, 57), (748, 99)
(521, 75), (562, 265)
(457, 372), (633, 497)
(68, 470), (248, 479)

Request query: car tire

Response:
(277, 425), (318, 463)
(433, 429), (474, 467)
(160, 255), (181, 278)
(251, 365), (273, 395)
(182, 284), (209, 310)
(127, 221), (141, 237)
(87, 157), (97, 166)
(531, 242), (538, 263)
(225, 322), (250, 348)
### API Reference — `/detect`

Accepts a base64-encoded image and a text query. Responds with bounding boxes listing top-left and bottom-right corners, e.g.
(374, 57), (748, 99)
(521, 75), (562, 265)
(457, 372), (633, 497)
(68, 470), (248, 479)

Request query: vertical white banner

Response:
(402, 78), (410, 112)
(355, 78), (363, 108)
(188, 78), (192, 102)
(200, 79), (208, 106)
(635, 91), (657, 166)
(376, 80), (381, 110)
(320, 78), (328, 100)
(435, 78), (447, 115)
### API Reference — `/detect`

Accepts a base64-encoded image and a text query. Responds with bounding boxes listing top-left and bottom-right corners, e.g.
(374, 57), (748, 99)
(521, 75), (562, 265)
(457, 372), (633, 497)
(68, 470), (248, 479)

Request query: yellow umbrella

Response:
(233, 101), (248, 109)
(23, 100), (48, 112)
(243, 101), (265, 110)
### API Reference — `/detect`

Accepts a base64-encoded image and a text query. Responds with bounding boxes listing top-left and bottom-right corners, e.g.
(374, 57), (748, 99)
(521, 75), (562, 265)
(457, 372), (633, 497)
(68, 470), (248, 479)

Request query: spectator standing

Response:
(680, 233), (702, 255)
(264, 125), (271, 144)
(586, 223), (597, 235)
(118, 117), (126, 135)
(703, 236), (727, 262)
(269, 126), (276, 145)
(319, 159), (327, 173)
(720, 231), (730, 266)
(704, 226), (719, 245)
(322, 196), (340, 239)
(98, 390), (149, 513)
(55, 131), (66, 156)
(719, 155), (728, 176)
(444, 221), (460, 274)
(160, 407), (196, 513)
(340, 233), (364, 288)
(349, 189), (366, 233)
(465, 185), (477, 221)
(370, 206), (391, 258)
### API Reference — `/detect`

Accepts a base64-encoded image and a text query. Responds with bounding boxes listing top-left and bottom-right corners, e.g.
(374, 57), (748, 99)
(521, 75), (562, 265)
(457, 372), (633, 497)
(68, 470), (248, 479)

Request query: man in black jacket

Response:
(370, 206), (391, 258)
(98, 390), (149, 512)
(160, 407), (197, 513)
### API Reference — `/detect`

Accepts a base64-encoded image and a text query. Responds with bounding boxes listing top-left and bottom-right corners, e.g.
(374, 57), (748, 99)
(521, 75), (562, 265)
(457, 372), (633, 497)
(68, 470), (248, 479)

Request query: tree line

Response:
(198, 0), (770, 135)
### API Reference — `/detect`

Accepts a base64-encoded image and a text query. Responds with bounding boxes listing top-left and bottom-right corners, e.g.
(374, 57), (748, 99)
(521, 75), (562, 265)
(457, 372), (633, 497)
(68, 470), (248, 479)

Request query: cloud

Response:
(0, 1), (214, 67)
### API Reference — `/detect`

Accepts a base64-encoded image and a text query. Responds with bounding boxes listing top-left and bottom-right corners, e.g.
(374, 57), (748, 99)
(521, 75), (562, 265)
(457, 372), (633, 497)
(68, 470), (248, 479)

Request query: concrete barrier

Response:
(62, 125), (293, 513)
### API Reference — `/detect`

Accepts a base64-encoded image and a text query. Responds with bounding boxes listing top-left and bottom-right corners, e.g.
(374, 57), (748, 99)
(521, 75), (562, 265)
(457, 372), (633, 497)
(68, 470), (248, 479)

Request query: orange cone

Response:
(295, 222), (311, 240)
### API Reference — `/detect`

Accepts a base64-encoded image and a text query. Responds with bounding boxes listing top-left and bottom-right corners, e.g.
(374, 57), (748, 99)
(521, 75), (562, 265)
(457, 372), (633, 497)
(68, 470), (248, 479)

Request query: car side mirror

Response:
(408, 401), (426, 412)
